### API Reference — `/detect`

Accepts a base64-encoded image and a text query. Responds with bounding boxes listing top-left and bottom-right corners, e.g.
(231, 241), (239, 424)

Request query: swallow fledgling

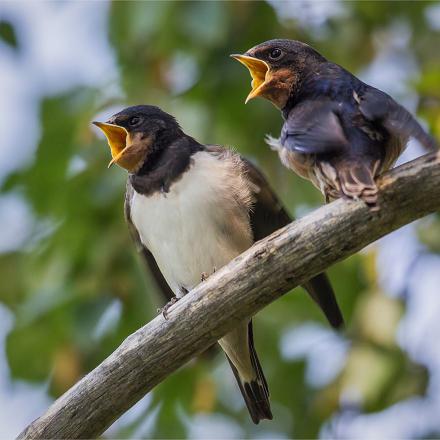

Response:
(93, 105), (343, 424)
(232, 39), (438, 207)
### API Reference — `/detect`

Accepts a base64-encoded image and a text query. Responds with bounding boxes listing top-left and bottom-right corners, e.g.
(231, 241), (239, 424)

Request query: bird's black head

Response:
(231, 39), (326, 109)
(93, 105), (182, 172)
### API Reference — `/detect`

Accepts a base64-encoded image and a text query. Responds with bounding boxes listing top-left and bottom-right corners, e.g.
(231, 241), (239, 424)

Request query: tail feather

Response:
(384, 101), (438, 153)
(223, 322), (272, 424)
(304, 272), (344, 329)
(337, 161), (379, 206)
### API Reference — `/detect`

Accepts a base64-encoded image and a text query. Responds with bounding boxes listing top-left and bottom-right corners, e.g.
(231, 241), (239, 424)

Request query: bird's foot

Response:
(338, 185), (379, 211)
(201, 267), (217, 282)
(342, 191), (380, 211)
(361, 188), (379, 211)
(364, 201), (380, 212)
(157, 296), (179, 320)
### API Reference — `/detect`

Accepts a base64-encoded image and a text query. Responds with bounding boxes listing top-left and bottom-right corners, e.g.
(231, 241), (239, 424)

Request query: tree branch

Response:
(19, 152), (440, 439)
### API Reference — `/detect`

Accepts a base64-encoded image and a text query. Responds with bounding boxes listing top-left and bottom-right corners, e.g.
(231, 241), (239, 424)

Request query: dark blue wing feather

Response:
(281, 100), (349, 155)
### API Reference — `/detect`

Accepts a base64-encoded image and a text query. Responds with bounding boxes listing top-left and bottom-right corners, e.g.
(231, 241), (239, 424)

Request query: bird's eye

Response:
(269, 48), (283, 60)
(129, 116), (141, 126)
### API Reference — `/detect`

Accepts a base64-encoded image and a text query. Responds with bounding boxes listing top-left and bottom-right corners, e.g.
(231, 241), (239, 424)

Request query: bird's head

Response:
(231, 39), (326, 109)
(93, 105), (181, 172)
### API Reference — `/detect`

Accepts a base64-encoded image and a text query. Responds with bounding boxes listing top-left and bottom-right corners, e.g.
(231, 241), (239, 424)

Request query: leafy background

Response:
(1, 1), (440, 438)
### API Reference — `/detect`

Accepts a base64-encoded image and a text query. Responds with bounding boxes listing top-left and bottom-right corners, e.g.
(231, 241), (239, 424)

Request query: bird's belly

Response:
(130, 154), (253, 296)
(279, 148), (321, 188)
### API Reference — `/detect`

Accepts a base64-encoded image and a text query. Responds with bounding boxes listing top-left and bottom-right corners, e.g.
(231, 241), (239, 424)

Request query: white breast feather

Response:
(130, 150), (254, 296)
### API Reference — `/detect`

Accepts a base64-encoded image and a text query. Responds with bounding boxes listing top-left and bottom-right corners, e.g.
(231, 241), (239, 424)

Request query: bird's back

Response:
(290, 62), (401, 163)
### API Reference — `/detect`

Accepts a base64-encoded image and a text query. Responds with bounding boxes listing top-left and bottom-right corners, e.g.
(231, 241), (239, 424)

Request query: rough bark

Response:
(19, 152), (440, 439)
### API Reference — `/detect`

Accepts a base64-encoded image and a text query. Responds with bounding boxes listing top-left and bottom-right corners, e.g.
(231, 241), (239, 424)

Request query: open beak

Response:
(92, 121), (130, 168)
(230, 54), (270, 103)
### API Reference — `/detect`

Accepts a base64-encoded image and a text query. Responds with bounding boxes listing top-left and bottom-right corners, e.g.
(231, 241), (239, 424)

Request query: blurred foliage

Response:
(1, 1), (440, 438)
(0, 20), (17, 49)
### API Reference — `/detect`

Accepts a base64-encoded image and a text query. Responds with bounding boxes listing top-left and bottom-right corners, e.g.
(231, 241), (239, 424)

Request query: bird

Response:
(93, 105), (343, 424)
(231, 39), (438, 207)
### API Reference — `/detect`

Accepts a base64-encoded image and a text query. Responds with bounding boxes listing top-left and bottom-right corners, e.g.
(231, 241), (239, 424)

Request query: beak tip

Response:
(92, 121), (105, 129)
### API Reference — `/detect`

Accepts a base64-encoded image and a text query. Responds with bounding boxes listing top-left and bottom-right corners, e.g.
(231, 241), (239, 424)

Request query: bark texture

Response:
(18, 152), (440, 439)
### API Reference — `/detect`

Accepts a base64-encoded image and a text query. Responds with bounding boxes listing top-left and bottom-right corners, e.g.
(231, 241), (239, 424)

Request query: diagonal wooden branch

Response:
(19, 152), (440, 440)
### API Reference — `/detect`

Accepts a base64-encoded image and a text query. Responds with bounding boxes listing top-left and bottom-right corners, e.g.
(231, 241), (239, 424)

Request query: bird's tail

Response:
(337, 160), (379, 206)
(304, 272), (344, 329)
(220, 322), (272, 424)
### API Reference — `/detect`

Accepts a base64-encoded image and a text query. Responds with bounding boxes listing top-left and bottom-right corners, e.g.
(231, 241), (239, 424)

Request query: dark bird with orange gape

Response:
(232, 39), (438, 208)
(93, 105), (344, 424)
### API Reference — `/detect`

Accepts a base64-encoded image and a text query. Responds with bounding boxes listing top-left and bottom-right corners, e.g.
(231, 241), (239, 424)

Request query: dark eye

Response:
(269, 48), (283, 60)
(129, 116), (141, 126)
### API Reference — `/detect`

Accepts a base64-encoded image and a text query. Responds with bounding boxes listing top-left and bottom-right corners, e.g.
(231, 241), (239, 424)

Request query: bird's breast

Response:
(130, 151), (254, 295)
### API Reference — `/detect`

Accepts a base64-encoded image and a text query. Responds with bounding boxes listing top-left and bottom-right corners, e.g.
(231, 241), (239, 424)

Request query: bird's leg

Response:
(361, 189), (380, 212)
(157, 296), (179, 320)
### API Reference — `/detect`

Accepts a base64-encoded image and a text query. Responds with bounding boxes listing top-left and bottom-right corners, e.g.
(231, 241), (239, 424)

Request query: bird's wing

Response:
(282, 100), (349, 155)
(242, 159), (344, 329)
(358, 86), (438, 152)
(124, 181), (175, 302)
